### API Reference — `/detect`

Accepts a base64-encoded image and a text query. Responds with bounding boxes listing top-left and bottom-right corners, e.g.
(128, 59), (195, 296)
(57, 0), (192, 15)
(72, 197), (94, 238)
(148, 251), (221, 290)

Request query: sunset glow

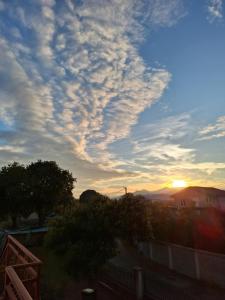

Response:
(0, 1), (225, 196)
(172, 180), (187, 188)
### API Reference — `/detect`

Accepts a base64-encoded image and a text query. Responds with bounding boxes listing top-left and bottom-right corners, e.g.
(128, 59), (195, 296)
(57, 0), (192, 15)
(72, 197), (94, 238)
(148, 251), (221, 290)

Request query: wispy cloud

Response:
(133, 113), (191, 142)
(207, 0), (224, 22)
(130, 113), (194, 162)
(199, 116), (225, 140)
(134, 142), (195, 162)
(144, 0), (187, 27)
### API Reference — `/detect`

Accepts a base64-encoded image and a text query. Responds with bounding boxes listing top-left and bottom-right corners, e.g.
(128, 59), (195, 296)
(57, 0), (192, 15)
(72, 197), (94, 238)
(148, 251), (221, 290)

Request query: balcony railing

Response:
(0, 235), (41, 300)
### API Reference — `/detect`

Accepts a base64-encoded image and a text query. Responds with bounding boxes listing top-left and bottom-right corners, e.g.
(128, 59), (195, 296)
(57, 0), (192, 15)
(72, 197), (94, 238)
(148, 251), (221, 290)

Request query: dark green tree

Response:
(79, 189), (109, 204)
(150, 201), (176, 242)
(45, 201), (117, 278)
(0, 162), (29, 227)
(115, 193), (153, 242)
(26, 160), (75, 225)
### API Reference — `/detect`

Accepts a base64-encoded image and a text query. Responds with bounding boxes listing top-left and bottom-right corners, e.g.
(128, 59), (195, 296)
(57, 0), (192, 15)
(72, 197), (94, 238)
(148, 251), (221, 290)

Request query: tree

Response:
(114, 193), (153, 242)
(79, 189), (109, 204)
(0, 162), (29, 227)
(26, 160), (75, 225)
(150, 202), (176, 242)
(45, 201), (117, 278)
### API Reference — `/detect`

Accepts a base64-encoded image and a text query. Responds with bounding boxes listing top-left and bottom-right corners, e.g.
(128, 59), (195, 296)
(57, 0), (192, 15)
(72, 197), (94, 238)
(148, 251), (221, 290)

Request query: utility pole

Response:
(123, 186), (128, 195)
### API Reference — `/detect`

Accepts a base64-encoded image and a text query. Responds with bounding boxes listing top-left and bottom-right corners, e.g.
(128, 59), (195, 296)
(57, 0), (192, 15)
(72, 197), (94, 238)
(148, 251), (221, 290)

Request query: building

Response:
(172, 186), (225, 210)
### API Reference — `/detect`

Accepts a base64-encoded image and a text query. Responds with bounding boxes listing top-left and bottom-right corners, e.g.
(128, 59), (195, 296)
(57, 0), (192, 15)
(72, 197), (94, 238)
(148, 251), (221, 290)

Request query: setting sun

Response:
(172, 180), (187, 188)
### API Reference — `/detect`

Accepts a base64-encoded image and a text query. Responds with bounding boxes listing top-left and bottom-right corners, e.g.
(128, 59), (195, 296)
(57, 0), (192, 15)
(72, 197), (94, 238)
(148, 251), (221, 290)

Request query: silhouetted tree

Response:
(150, 202), (176, 242)
(26, 160), (75, 225)
(0, 162), (29, 227)
(79, 189), (109, 204)
(45, 200), (117, 277)
(115, 193), (153, 242)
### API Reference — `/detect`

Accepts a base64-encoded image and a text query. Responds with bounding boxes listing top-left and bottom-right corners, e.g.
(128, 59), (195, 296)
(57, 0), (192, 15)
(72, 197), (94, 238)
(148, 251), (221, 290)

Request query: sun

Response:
(172, 180), (187, 188)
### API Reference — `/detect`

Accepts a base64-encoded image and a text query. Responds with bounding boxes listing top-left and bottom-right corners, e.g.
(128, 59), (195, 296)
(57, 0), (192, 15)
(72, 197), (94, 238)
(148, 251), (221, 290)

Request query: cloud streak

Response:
(199, 116), (225, 140)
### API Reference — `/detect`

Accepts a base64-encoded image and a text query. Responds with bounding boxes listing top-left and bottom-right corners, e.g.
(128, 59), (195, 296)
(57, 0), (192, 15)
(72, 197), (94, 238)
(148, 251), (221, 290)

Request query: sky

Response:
(0, 0), (225, 197)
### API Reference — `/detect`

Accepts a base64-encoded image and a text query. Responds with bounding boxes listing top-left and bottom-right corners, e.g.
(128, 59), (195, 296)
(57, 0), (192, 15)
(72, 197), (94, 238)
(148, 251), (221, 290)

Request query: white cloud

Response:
(134, 142), (195, 162)
(0, 145), (25, 154)
(207, 0), (224, 22)
(127, 113), (194, 163)
(133, 113), (191, 142)
(199, 116), (225, 140)
(143, 0), (186, 27)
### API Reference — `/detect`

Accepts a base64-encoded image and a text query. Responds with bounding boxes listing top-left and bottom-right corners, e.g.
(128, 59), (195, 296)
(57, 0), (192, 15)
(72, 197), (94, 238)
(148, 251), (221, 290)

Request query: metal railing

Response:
(0, 235), (41, 300)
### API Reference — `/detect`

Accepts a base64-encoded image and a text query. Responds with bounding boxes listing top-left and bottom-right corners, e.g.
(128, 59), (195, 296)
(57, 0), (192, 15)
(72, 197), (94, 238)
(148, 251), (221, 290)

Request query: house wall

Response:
(218, 197), (225, 210)
(173, 195), (225, 210)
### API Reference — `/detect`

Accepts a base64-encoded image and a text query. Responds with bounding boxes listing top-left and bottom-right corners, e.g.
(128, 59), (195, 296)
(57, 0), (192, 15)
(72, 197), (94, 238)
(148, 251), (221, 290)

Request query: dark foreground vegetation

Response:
(46, 190), (225, 279)
(45, 192), (152, 278)
(151, 203), (225, 253)
(1, 160), (225, 280)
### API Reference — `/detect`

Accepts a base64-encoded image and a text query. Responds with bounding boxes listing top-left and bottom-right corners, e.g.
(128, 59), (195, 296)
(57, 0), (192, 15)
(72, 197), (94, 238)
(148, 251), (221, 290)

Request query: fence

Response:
(101, 263), (199, 300)
(0, 235), (42, 300)
(138, 240), (225, 288)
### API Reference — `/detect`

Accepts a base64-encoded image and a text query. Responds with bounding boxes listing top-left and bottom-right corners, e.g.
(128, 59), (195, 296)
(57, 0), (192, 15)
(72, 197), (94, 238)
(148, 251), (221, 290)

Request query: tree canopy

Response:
(0, 160), (75, 227)
(114, 193), (153, 242)
(26, 160), (75, 225)
(79, 189), (109, 204)
(0, 162), (29, 227)
(45, 192), (153, 277)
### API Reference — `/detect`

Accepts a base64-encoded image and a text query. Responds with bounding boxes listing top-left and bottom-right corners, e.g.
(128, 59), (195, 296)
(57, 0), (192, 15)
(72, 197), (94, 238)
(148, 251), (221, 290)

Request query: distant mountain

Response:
(133, 189), (153, 196)
(133, 186), (225, 203)
(133, 187), (182, 201)
(153, 187), (182, 195)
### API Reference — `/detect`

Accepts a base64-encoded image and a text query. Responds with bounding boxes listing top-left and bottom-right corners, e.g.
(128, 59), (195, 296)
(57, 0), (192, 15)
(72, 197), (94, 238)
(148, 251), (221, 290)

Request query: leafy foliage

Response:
(26, 160), (75, 225)
(150, 201), (225, 253)
(0, 162), (29, 227)
(45, 201), (117, 277)
(114, 193), (153, 242)
(45, 192), (155, 277)
(0, 160), (75, 227)
(79, 189), (110, 204)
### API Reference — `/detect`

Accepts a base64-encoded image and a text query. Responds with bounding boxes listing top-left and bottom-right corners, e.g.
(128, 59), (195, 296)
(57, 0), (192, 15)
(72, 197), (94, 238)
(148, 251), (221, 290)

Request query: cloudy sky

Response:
(0, 0), (225, 196)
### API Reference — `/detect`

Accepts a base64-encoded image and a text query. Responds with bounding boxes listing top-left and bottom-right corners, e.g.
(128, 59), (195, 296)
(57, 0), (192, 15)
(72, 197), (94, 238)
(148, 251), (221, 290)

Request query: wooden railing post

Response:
(133, 266), (143, 300)
(81, 288), (96, 300)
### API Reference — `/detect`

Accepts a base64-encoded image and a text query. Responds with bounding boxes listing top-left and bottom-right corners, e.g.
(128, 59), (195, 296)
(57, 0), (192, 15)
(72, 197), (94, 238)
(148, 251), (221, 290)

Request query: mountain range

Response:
(133, 186), (225, 201)
(133, 187), (183, 201)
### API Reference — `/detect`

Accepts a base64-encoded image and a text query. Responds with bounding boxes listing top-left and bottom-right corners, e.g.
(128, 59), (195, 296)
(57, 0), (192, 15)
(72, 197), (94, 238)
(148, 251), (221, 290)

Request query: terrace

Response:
(0, 235), (41, 300)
